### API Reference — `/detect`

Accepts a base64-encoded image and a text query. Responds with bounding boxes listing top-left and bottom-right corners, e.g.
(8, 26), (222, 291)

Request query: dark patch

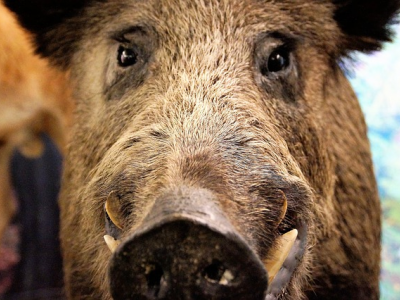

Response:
(105, 207), (122, 239)
(3, 0), (96, 66)
(3, 0), (89, 32)
(121, 137), (141, 150)
(150, 130), (169, 139)
(333, 0), (400, 52)
(7, 135), (64, 298)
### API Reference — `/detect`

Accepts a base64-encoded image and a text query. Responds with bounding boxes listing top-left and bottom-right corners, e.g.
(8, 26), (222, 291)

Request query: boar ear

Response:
(333, 0), (400, 52)
(3, 0), (90, 68)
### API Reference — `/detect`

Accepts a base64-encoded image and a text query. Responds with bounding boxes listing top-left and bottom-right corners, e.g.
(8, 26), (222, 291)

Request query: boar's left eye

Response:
(117, 46), (138, 67)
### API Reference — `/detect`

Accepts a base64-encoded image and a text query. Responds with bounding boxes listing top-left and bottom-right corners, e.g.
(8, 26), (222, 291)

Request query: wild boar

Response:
(5, 0), (400, 299)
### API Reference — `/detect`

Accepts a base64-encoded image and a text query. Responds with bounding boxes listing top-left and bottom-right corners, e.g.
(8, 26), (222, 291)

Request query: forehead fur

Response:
(5, 0), (399, 67)
(84, 1), (337, 41)
(63, 0), (340, 67)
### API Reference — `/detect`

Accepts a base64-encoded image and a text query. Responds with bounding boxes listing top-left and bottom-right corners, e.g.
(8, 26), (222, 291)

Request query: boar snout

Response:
(108, 188), (268, 300)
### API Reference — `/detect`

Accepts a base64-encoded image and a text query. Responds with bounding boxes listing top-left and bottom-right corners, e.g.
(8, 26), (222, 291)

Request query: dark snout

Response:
(109, 188), (268, 300)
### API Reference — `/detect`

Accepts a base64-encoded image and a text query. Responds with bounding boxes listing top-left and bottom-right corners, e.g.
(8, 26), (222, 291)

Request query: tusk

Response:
(104, 235), (120, 253)
(275, 192), (288, 228)
(105, 191), (124, 229)
(264, 229), (298, 284)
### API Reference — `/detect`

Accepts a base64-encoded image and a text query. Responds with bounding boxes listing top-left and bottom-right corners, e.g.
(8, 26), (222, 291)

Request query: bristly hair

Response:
(333, 0), (400, 52)
(4, 0), (400, 67)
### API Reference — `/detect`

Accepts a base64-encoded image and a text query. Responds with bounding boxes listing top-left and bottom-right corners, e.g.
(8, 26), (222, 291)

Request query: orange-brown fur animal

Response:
(0, 2), (72, 242)
(5, 0), (399, 299)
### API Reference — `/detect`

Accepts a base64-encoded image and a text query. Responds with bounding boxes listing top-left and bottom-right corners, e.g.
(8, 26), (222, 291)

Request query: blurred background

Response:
(349, 24), (400, 300)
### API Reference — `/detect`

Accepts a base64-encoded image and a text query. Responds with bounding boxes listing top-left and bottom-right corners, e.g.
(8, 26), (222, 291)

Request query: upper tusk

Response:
(105, 191), (124, 229)
(275, 191), (288, 228)
(264, 229), (298, 284)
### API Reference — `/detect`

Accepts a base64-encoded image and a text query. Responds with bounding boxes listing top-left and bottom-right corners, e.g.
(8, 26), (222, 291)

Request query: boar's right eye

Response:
(105, 26), (156, 100)
(254, 32), (302, 102)
(117, 46), (138, 67)
(265, 48), (290, 74)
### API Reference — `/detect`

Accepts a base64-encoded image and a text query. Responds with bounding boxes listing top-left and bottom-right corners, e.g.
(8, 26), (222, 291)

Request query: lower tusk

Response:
(104, 235), (121, 253)
(264, 229), (298, 284)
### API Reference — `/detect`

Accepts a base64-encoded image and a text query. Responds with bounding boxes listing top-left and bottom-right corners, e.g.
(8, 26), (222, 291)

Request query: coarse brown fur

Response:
(5, 0), (399, 299)
(0, 2), (73, 242)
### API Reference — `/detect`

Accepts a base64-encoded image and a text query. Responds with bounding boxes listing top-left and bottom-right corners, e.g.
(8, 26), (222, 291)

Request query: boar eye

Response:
(254, 33), (301, 102)
(117, 46), (138, 67)
(263, 48), (290, 74)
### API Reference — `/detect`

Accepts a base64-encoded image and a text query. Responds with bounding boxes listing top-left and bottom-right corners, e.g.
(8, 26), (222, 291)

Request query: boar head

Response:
(5, 0), (399, 299)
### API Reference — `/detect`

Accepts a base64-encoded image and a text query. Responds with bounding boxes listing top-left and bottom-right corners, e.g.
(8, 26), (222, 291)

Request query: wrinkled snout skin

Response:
(109, 188), (271, 300)
(8, 0), (388, 299)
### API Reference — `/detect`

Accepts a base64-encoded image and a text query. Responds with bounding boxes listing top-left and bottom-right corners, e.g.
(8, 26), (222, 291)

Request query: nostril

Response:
(203, 259), (224, 282)
(202, 259), (234, 285)
(145, 263), (164, 297)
